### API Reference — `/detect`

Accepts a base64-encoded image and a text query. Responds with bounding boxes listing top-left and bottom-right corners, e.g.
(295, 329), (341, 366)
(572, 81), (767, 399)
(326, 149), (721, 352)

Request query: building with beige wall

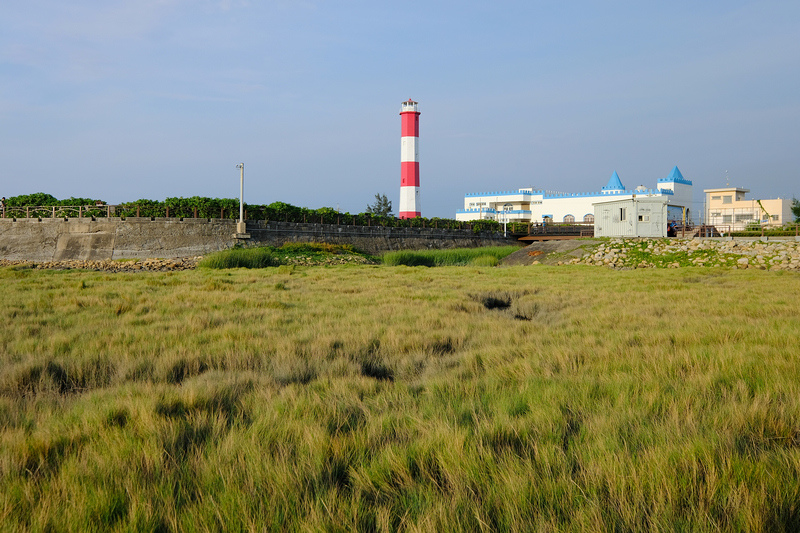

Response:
(704, 187), (793, 232)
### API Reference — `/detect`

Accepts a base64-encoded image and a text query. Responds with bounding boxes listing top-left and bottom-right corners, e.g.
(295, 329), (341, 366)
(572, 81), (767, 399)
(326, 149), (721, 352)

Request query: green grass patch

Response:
(199, 243), (378, 269)
(382, 245), (519, 266)
(198, 247), (279, 269)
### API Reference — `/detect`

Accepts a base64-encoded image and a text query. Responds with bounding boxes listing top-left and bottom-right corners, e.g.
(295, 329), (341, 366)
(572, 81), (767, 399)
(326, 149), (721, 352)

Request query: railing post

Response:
(137, 205), (140, 217)
(78, 206), (82, 218)
(52, 206), (56, 218)
(166, 206), (169, 218)
(27, 206), (30, 218)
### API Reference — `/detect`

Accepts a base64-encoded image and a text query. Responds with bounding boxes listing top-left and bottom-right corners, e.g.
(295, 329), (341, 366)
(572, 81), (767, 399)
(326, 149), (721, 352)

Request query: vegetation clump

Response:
(198, 247), (279, 269)
(199, 243), (378, 269)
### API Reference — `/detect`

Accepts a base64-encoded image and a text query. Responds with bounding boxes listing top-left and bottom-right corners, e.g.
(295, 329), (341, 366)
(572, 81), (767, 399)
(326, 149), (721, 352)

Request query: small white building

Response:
(456, 166), (693, 226)
(593, 197), (668, 238)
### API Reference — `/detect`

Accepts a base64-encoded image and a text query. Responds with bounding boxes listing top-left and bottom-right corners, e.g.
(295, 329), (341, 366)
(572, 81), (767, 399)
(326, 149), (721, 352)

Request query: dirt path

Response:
(500, 239), (601, 266)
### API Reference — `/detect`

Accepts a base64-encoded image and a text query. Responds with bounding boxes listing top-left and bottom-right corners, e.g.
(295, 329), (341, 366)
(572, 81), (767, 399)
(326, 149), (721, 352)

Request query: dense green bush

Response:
(117, 199), (164, 218)
(6, 193), (59, 207)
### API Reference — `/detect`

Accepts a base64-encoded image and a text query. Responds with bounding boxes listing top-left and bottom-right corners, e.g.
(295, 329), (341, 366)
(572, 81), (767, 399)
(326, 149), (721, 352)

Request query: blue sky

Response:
(2, 1), (798, 218)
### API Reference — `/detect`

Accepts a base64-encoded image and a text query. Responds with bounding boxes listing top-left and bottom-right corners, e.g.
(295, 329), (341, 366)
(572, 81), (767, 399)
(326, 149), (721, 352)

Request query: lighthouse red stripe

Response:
(401, 162), (419, 186)
(400, 113), (419, 137)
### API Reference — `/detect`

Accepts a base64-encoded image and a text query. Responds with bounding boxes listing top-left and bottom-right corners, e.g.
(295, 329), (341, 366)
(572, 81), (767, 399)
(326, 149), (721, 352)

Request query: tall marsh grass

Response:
(198, 246), (278, 269)
(200, 242), (377, 269)
(382, 245), (519, 266)
(1, 264), (799, 531)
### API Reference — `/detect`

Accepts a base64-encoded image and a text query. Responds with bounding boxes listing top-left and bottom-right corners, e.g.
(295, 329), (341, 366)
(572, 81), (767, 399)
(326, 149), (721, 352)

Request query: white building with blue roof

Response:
(455, 166), (693, 225)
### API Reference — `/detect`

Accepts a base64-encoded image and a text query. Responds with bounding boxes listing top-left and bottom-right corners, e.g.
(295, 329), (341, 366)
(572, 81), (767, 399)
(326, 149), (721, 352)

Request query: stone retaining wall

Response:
(0, 218), (513, 261)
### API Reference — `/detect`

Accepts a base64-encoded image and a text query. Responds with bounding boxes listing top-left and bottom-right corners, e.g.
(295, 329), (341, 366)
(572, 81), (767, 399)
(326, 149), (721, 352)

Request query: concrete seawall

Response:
(245, 220), (513, 255)
(0, 218), (514, 261)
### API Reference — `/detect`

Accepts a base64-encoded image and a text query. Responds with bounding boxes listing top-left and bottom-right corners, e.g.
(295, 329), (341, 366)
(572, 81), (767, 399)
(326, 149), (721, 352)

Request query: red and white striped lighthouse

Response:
(399, 99), (420, 219)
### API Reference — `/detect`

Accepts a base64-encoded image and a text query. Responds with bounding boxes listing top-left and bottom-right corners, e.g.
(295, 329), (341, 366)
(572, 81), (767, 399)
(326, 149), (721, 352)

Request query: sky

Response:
(2, 0), (799, 218)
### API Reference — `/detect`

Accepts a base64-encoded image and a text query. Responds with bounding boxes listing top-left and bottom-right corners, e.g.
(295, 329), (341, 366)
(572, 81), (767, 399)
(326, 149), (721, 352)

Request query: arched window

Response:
(583, 214), (594, 223)
(563, 214), (575, 223)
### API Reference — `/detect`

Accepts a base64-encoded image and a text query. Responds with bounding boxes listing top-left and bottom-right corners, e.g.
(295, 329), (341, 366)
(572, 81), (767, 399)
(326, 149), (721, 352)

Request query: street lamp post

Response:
(235, 163), (248, 236)
(236, 163), (244, 224)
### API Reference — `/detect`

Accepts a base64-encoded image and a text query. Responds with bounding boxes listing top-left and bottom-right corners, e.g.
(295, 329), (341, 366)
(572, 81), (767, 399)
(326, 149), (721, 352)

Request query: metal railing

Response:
(1, 205), (115, 219)
(0, 205), (505, 233)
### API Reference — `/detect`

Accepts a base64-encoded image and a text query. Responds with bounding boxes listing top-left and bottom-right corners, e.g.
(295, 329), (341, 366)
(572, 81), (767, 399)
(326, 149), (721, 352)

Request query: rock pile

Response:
(0, 257), (201, 272)
(565, 239), (800, 271)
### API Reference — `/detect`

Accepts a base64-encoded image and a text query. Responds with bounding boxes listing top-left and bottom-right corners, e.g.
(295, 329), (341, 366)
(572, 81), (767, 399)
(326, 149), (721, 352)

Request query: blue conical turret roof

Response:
(667, 166), (684, 181)
(602, 171), (625, 191)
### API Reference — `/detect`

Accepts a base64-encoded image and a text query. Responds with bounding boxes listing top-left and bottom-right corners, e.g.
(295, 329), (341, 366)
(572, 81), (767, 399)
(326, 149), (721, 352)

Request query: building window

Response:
(723, 215), (732, 223)
(723, 196), (732, 204)
(771, 215), (779, 221)
(619, 208), (626, 221)
(583, 214), (594, 223)
(711, 196), (721, 200)
(638, 215), (650, 222)
(563, 214), (575, 223)
(735, 214), (754, 222)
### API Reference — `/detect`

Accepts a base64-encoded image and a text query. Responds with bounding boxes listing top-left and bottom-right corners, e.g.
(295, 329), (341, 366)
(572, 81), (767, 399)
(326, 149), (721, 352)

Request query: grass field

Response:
(1, 262), (799, 531)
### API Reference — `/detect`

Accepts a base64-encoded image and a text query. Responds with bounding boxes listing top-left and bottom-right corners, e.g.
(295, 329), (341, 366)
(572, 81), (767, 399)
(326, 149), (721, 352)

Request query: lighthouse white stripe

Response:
(400, 136), (419, 163)
(399, 185), (419, 214)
